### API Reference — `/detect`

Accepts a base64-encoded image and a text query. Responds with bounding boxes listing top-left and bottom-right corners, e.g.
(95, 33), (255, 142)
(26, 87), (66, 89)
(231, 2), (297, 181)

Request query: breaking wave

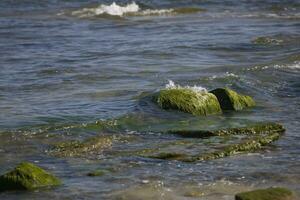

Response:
(68, 2), (204, 18)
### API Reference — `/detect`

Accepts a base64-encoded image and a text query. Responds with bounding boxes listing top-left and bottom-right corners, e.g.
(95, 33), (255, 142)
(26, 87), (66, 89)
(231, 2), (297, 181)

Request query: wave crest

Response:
(69, 2), (204, 18)
(71, 2), (139, 17)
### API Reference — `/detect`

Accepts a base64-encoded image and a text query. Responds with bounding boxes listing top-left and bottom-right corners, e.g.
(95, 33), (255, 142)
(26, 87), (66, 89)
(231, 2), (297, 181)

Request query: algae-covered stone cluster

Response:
(0, 162), (61, 192)
(235, 187), (294, 200)
(168, 123), (284, 138)
(129, 122), (285, 162)
(155, 87), (255, 116)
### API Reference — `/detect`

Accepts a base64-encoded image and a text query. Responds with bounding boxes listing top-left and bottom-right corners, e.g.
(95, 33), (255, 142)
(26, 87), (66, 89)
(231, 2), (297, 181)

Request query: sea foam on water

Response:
(72, 2), (140, 17)
(71, 2), (178, 17)
(165, 80), (208, 93)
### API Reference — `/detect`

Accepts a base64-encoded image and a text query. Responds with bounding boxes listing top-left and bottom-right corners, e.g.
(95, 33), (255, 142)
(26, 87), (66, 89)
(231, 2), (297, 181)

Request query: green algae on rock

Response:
(148, 132), (281, 162)
(0, 162), (61, 192)
(155, 88), (222, 116)
(49, 135), (112, 157)
(235, 187), (294, 200)
(210, 88), (255, 111)
(191, 132), (281, 162)
(142, 122), (285, 162)
(169, 122), (285, 138)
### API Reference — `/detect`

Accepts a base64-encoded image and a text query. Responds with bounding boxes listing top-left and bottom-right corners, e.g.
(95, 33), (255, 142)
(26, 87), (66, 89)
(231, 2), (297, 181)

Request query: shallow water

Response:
(0, 0), (300, 199)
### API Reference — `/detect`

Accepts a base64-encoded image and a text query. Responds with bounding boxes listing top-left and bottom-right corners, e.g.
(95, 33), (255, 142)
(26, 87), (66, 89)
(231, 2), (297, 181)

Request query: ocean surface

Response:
(0, 0), (300, 199)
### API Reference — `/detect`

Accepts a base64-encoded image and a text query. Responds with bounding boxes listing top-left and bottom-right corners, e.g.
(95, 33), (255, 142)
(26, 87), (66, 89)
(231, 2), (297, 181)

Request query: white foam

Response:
(275, 62), (300, 70)
(165, 80), (207, 93)
(138, 9), (174, 16)
(71, 2), (140, 17)
(208, 72), (239, 80)
(70, 2), (180, 18)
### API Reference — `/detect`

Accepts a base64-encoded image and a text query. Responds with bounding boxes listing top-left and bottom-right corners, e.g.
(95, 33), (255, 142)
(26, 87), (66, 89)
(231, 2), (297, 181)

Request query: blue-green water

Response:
(0, 0), (300, 199)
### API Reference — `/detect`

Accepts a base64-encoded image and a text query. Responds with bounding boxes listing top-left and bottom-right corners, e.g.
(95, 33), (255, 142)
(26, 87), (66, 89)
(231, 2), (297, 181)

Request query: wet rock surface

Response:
(235, 187), (294, 200)
(0, 162), (61, 192)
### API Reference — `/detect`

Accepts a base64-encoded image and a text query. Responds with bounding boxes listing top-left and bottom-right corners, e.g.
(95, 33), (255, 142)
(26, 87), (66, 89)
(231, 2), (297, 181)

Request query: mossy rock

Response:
(169, 122), (285, 138)
(0, 162), (61, 192)
(50, 135), (112, 157)
(210, 88), (255, 111)
(235, 187), (294, 200)
(155, 88), (222, 116)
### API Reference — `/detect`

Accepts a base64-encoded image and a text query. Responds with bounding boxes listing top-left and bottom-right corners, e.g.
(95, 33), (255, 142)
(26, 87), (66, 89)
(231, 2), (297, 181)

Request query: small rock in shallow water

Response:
(0, 162), (61, 192)
(235, 187), (294, 200)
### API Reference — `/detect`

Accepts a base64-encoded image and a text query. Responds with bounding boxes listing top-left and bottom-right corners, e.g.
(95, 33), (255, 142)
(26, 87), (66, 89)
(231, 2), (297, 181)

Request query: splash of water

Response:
(69, 2), (203, 18)
(71, 2), (140, 17)
(165, 80), (208, 93)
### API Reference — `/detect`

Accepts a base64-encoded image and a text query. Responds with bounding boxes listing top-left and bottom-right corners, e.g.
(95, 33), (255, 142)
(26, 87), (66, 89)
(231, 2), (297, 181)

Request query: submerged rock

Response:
(149, 131), (281, 162)
(155, 88), (222, 116)
(143, 122), (285, 162)
(50, 135), (112, 157)
(0, 162), (61, 192)
(169, 122), (284, 138)
(235, 187), (294, 200)
(252, 36), (284, 45)
(210, 88), (255, 111)
(87, 169), (108, 177)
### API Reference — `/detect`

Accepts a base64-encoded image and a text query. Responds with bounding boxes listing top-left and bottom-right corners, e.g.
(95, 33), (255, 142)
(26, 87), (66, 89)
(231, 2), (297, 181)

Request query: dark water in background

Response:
(0, 0), (300, 199)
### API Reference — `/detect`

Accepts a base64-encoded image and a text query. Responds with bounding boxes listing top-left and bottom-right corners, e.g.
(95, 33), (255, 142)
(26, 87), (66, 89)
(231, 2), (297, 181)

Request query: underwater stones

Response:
(235, 187), (294, 200)
(156, 88), (222, 116)
(169, 122), (285, 138)
(192, 132), (281, 162)
(252, 36), (283, 45)
(50, 135), (112, 157)
(148, 132), (281, 162)
(210, 88), (255, 111)
(0, 162), (61, 192)
(144, 123), (285, 162)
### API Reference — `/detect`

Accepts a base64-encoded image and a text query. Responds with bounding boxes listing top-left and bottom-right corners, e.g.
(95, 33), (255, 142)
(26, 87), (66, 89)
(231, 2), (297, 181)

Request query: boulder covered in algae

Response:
(169, 122), (285, 138)
(155, 88), (222, 116)
(235, 187), (294, 200)
(210, 88), (255, 111)
(0, 162), (61, 192)
(49, 135), (112, 157)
